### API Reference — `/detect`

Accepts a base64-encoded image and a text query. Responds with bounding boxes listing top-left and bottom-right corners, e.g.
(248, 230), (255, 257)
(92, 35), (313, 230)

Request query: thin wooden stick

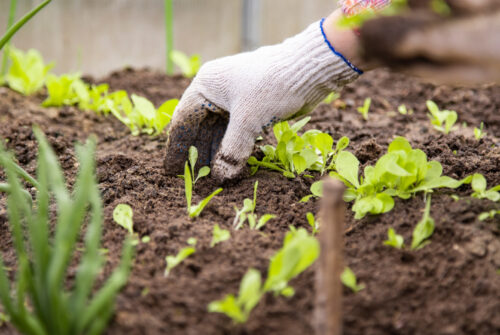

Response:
(315, 178), (345, 335)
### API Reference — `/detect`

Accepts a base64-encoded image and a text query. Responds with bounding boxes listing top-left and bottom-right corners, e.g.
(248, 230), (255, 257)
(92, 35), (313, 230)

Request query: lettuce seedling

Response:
(398, 104), (413, 115)
(357, 98), (371, 120)
(170, 50), (201, 78)
(323, 91), (340, 104)
(474, 122), (486, 140)
(479, 210), (500, 221)
(211, 224), (231, 247)
(6, 47), (53, 95)
(186, 146), (211, 186)
(113, 204), (134, 235)
(426, 100), (457, 134)
(341, 267), (365, 293)
(306, 212), (320, 235)
(209, 228), (319, 323)
(233, 181), (275, 230)
(331, 137), (468, 219)
(208, 269), (263, 323)
(470, 173), (500, 202)
(411, 196), (434, 250)
(164, 238), (197, 277)
(300, 180), (323, 203)
(248, 117), (349, 178)
(384, 228), (404, 249)
(42, 73), (83, 107)
(184, 152), (222, 218)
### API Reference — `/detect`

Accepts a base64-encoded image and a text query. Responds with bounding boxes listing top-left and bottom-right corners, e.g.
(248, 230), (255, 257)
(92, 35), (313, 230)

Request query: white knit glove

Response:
(164, 19), (361, 182)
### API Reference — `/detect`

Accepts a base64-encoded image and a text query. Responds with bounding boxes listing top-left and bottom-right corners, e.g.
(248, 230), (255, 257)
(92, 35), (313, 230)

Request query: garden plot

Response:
(0, 68), (499, 335)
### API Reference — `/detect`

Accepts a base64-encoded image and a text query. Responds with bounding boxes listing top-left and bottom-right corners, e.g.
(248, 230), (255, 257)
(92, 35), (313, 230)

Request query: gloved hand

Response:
(163, 18), (362, 182)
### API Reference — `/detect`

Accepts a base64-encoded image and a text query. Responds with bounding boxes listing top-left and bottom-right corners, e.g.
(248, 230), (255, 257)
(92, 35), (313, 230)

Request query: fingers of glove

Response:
(164, 97), (228, 176)
(211, 118), (259, 183)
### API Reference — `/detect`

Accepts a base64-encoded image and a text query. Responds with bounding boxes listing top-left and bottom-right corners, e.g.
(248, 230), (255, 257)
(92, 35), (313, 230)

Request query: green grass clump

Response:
(0, 128), (133, 335)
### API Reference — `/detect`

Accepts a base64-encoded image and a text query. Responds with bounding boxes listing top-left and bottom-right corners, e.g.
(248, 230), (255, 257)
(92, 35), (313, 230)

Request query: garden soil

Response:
(0, 67), (499, 335)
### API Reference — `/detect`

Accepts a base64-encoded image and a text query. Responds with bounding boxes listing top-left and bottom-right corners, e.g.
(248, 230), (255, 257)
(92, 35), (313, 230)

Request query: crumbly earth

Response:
(0, 68), (499, 335)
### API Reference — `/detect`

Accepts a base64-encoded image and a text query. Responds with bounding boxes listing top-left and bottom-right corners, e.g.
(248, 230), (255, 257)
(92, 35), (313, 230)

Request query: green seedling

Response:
(357, 98), (371, 120)
(211, 224), (231, 247)
(170, 50), (201, 78)
(209, 228), (319, 323)
(426, 100), (458, 134)
(474, 122), (486, 140)
(184, 151), (222, 218)
(164, 238), (197, 277)
(398, 104), (413, 115)
(331, 137), (469, 219)
(0, 128), (133, 335)
(470, 173), (500, 202)
(184, 146), (211, 186)
(306, 212), (320, 235)
(384, 228), (404, 249)
(341, 267), (365, 293)
(208, 268), (263, 324)
(430, 0), (451, 16)
(233, 181), (276, 230)
(42, 73), (84, 107)
(411, 196), (434, 250)
(107, 92), (178, 136)
(248, 117), (349, 178)
(323, 91), (340, 104)
(5, 47), (53, 95)
(479, 210), (500, 221)
(300, 180), (323, 203)
(113, 204), (134, 235)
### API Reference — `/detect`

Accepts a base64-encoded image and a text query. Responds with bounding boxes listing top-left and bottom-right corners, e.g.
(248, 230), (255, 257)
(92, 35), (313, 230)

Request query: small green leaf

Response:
(411, 197), (435, 250)
(335, 151), (360, 188)
(384, 228), (404, 249)
(189, 188), (223, 218)
(113, 204), (134, 235)
(211, 224), (231, 247)
(341, 267), (365, 293)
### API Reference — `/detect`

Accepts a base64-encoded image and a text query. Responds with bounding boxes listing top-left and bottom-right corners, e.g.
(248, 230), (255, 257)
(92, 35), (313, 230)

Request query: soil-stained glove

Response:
(164, 19), (361, 182)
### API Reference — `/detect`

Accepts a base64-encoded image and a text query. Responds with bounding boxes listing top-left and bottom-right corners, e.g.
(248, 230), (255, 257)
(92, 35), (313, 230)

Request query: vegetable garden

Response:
(0, 1), (499, 335)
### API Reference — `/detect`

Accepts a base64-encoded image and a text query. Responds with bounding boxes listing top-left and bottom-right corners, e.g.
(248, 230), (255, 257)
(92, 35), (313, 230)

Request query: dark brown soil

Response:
(0, 68), (499, 335)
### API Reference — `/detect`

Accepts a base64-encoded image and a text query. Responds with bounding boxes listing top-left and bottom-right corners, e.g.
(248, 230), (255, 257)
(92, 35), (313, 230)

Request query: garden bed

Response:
(0, 67), (499, 335)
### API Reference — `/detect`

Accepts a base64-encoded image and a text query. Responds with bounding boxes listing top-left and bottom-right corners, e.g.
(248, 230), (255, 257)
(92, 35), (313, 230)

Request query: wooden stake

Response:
(315, 178), (345, 335)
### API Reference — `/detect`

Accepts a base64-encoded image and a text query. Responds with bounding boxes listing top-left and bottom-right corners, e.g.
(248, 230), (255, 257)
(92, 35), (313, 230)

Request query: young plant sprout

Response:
(184, 147), (222, 218)
(209, 228), (319, 323)
(411, 196), (435, 250)
(42, 73), (84, 107)
(341, 267), (365, 293)
(5, 47), (53, 95)
(470, 174), (500, 202)
(300, 180), (323, 203)
(426, 100), (458, 134)
(357, 98), (371, 120)
(474, 122), (486, 140)
(398, 104), (413, 115)
(170, 50), (201, 78)
(0, 128), (133, 335)
(208, 268), (263, 323)
(248, 117), (349, 178)
(186, 146), (211, 186)
(479, 210), (500, 221)
(323, 91), (340, 104)
(306, 212), (320, 235)
(164, 238), (197, 277)
(113, 204), (134, 235)
(233, 181), (276, 230)
(331, 137), (470, 219)
(211, 224), (231, 247)
(384, 228), (404, 249)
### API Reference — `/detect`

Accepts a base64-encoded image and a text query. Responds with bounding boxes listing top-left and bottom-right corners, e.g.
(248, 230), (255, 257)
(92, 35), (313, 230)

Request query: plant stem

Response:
(0, 0), (51, 51)
(1, 0), (17, 77)
(165, 0), (174, 75)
